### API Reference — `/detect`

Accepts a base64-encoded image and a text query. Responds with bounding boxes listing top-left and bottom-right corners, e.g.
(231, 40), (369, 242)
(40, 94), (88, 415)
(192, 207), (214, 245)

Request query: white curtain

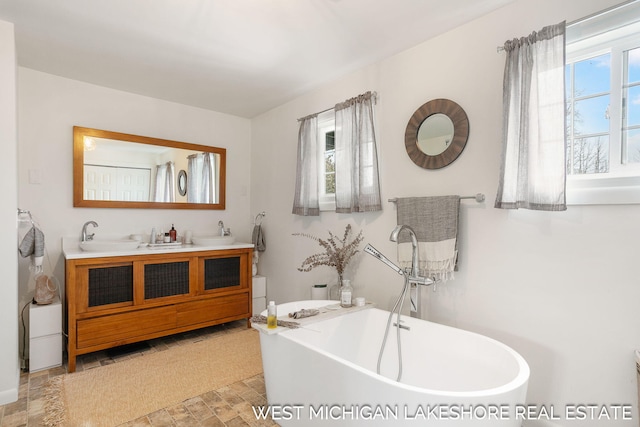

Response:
(495, 22), (567, 211)
(334, 91), (382, 213)
(292, 114), (320, 216)
(187, 153), (217, 203)
(153, 161), (175, 202)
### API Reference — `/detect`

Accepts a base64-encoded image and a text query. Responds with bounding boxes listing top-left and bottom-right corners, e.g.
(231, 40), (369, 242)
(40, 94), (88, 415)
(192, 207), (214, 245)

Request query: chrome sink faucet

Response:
(81, 221), (98, 242)
(218, 220), (231, 236)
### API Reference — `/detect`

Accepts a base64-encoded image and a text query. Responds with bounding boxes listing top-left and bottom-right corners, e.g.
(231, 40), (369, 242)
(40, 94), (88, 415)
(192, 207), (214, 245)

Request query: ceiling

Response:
(0, 0), (513, 118)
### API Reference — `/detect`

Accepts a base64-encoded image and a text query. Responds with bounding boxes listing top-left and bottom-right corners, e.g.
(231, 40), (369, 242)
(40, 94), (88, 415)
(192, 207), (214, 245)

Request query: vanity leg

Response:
(67, 349), (76, 373)
(67, 319), (77, 373)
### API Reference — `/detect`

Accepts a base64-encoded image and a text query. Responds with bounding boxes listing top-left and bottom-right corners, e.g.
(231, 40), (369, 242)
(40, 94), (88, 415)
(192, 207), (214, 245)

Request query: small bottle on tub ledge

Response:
(340, 280), (353, 308)
(267, 301), (277, 329)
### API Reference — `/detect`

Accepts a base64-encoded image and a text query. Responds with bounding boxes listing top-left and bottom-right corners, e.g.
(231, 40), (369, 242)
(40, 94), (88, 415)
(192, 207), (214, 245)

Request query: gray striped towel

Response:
(395, 196), (460, 281)
(19, 225), (45, 266)
(252, 224), (266, 252)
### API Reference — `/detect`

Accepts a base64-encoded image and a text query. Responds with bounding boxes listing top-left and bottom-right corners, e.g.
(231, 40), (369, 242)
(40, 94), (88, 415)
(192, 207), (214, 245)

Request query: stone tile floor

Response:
(0, 320), (278, 426)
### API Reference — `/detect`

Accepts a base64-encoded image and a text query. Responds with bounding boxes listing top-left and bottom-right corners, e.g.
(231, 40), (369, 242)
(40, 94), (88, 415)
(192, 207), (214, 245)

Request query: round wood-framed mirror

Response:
(177, 170), (187, 196)
(404, 98), (469, 169)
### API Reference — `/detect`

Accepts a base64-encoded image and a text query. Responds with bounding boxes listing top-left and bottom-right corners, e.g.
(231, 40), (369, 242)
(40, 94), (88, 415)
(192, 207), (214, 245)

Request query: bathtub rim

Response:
(273, 302), (530, 398)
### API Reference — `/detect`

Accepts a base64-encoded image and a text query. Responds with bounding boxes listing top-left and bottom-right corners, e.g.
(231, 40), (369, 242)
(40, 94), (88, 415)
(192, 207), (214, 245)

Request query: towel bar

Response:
(388, 193), (485, 203)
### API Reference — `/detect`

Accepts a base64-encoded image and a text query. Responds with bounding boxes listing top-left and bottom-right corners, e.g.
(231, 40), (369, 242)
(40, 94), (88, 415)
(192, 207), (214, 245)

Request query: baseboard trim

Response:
(0, 385), (19, 406)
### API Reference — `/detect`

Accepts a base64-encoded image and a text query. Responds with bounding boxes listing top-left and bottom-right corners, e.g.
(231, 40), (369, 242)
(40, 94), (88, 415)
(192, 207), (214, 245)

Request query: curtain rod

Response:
(388, 193), (485, 203)
(297, 106), (334, 122)
(495, 0), (638, 53)
(297, 91), (378, 122)
(496, 21), (567, 53)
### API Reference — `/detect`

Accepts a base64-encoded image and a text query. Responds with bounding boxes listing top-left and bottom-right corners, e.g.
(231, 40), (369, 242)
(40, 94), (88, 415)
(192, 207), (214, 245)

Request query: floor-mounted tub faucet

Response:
(81, 221), (98, 242)
(366, 226), (437, 381)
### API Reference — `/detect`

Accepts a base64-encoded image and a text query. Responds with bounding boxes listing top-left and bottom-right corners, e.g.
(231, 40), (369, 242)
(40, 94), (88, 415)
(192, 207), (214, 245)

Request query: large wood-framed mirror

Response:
(73, 126), (226, 209)
(404, 99), (469, 169)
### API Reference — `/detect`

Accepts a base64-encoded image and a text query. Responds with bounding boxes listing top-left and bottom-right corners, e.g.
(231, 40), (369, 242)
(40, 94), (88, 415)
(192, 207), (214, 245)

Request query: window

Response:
(318, 111), (336, 211)
(292, 91), (381, 215)
(565, 2), (640, 204)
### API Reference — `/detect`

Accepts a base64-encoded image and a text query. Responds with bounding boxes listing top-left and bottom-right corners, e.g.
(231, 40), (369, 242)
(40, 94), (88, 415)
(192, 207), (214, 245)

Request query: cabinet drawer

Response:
(77, 306), (176, 349)
(176, 293), (249, 327)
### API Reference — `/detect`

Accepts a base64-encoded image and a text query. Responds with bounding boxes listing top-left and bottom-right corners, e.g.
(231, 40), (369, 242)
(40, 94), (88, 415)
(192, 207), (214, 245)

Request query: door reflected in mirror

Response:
(74, 127), (226, 209)
(417, 113), (455, 156)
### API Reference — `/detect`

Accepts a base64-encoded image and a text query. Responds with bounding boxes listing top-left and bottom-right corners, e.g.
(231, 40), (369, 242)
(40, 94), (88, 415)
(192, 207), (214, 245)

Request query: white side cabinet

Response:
(29, 296), (62, 372)
(252, 275), (267, 315)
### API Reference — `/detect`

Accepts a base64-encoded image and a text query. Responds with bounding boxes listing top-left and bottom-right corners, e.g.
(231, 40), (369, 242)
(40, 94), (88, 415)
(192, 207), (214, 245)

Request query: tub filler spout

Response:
(389, 225), (435, 288)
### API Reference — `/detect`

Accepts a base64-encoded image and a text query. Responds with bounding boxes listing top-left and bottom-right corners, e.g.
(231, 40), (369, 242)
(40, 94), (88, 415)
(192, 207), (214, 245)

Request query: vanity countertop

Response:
(62, 236), (253, 259)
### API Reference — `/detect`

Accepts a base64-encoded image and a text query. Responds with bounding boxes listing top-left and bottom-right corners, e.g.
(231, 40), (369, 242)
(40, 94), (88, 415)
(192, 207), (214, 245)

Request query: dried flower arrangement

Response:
(293, 224), (364, 284)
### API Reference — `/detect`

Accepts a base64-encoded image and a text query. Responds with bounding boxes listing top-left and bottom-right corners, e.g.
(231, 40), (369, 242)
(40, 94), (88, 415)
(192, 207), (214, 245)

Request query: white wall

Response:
(16, 68), (252, 363)
(250, 0), (639, 425)
(0, 19), (19, 405)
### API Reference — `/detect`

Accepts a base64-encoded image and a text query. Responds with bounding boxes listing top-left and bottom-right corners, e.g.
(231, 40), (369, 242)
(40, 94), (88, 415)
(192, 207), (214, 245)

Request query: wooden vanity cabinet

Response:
(65, 247), (252, 372)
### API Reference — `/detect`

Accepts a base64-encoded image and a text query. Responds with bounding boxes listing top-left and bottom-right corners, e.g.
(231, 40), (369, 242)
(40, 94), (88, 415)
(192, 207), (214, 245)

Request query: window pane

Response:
(626, 86), (640, 127)
(573, 95), (610, 135)
(322, 129), (335, 195)
(625, 48), (640, 129)
(325, 152), (335, 173)
(627, 48), (640, 84)
(565, 64), (572, 99)
(325, 131), (335, 151)
(624, 128), (640, 163)
(325, 174), (335, 194)
(569, 135), (609, 174)
(324, 152), (335, 194)
(574, 53), (610, 97)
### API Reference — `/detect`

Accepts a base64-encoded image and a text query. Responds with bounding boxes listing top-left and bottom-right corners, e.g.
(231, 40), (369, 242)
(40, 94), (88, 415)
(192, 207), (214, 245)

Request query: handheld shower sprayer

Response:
(364, 244), (404, 276)
(365, 241), (409, 382)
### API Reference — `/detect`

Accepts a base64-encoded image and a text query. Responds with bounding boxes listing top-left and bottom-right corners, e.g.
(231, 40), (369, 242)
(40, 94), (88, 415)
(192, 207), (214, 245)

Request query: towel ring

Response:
(17, 209), (35, 225)
(254, 211), (266, 226)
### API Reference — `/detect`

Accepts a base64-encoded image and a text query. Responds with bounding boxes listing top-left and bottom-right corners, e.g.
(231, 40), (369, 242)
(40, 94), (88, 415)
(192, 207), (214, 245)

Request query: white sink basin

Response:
(79, 239), (141, 252)
(191, 235), (235, 246)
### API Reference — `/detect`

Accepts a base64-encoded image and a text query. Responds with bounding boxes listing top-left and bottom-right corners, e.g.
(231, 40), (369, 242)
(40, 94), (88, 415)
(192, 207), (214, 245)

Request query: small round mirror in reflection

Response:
(416, 113), (455, 156)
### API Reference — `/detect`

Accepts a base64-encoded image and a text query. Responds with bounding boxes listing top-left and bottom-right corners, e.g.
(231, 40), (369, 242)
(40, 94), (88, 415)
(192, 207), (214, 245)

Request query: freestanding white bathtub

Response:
(254, 300), (529, 426)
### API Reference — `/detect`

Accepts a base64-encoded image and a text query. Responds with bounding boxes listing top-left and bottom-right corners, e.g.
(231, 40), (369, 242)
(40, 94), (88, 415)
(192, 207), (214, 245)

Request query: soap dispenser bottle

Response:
(169, 224), (177, 242)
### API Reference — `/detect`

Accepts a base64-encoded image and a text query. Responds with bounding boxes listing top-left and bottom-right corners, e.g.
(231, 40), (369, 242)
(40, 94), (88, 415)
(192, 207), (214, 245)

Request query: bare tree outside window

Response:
(568, 136), (609, 174)
(566, 53), (611, 175)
